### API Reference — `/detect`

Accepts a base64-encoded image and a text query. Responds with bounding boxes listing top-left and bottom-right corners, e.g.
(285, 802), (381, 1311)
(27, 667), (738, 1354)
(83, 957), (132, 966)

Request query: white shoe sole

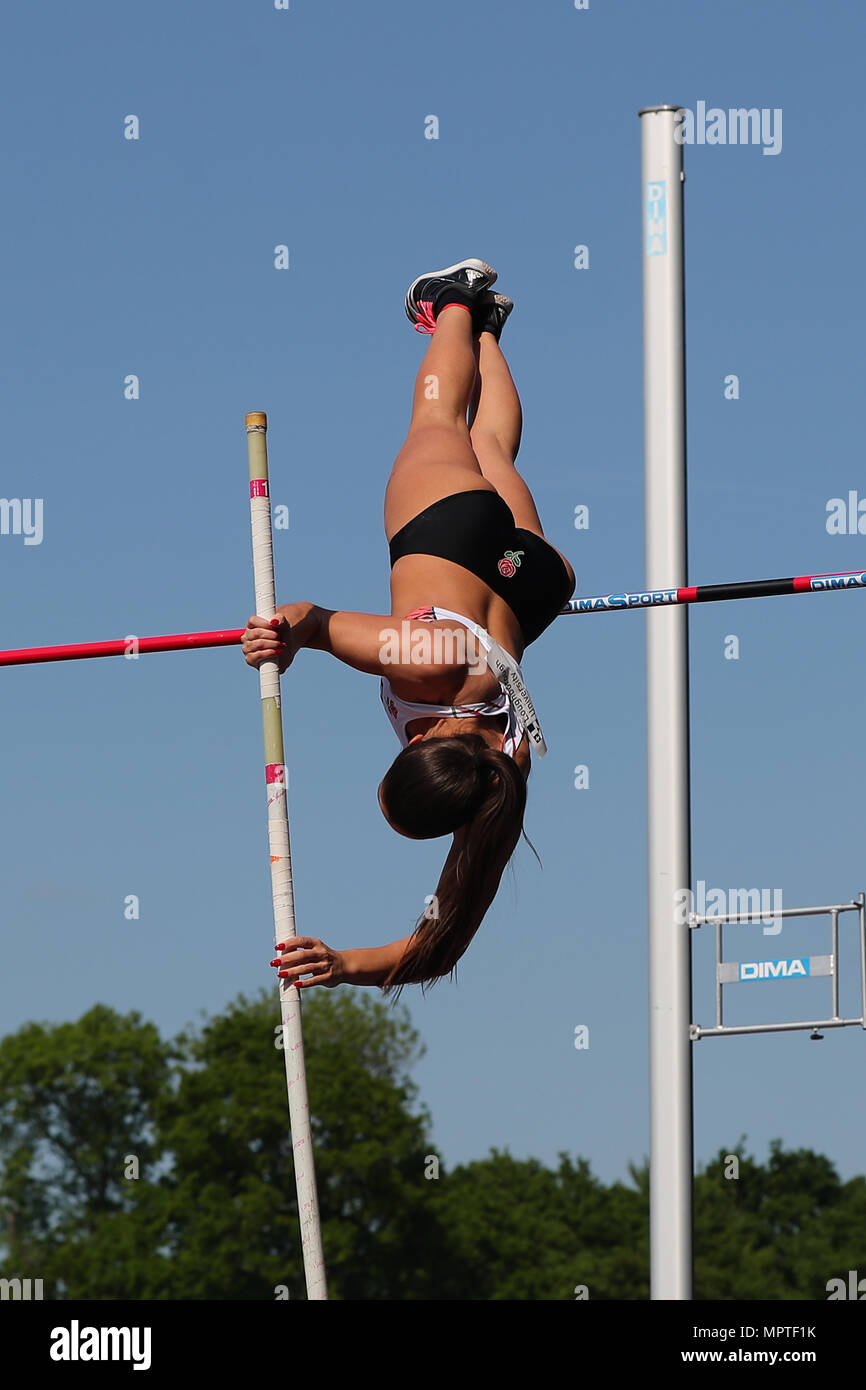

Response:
(404, 258), (498, 321)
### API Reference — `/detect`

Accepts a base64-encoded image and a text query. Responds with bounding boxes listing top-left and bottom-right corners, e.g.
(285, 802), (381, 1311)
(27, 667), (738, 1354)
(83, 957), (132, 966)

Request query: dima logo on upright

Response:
(738, 958), (809, 981)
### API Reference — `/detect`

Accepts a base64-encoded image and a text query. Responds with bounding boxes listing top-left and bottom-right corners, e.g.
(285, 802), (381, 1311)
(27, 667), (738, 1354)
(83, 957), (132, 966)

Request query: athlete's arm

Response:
(273, 935), (412, 989)
(242, 602), (469, 681)
(308, 605), (473, 682)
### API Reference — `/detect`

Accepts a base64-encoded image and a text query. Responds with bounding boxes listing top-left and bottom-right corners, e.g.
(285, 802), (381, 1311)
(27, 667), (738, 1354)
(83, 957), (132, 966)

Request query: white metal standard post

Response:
(639, 105), (694, 1300)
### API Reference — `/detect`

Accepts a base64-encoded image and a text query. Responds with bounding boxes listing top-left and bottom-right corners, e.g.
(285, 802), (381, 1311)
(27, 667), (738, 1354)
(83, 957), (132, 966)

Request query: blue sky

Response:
(3, 0), (866, 1202)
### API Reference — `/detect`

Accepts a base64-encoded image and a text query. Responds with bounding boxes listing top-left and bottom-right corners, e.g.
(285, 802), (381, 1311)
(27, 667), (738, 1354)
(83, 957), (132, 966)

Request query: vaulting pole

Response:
(640, 105), (694, 1301)
(246, 411), (327, 1301)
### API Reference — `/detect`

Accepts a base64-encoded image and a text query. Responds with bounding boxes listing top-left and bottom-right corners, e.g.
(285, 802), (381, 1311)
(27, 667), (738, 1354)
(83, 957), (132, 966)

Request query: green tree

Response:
(3, 996), (866, 1301)
(433, 1151), (648, 1299)
(0, 991), (455, 1300)
(694, 1140), (866, 1300)
(157, 989), (453, 1299)
(0, 1003), (174, 1297)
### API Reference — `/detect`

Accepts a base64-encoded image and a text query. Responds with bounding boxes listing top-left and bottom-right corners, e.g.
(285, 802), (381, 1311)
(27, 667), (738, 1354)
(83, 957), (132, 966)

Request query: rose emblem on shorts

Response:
(497, 549), (524, 579)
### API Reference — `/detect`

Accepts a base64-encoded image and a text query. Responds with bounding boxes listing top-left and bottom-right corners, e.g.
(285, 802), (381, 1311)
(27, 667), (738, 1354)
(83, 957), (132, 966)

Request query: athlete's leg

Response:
(469, 332), (575, 587)
(468, 332), (540, 530)
(384, 305), (495, 541)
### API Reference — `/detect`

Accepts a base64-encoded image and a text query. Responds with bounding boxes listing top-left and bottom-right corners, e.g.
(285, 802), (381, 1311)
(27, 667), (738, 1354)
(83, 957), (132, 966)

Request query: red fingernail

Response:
(269, 958), (282, 967)
(278, 970), (289, 978)
(294, 979), (303, 987)
(275, 942), (285, 950)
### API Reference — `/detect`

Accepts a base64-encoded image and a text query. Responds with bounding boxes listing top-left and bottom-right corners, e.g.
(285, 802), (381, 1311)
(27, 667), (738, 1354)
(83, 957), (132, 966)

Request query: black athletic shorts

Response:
(388, 489), (574, 646)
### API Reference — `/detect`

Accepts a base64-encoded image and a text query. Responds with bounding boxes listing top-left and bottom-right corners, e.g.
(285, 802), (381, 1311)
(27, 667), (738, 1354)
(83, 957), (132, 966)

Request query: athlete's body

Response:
(242, 260), (575, 994)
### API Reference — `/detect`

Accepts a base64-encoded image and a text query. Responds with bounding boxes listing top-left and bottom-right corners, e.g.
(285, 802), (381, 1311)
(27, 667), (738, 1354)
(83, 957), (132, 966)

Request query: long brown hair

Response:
(380, 732), (528, 994)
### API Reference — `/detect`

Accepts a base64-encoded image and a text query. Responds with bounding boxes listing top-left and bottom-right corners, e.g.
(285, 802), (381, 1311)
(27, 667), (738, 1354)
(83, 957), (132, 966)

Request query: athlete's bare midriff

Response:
(387, 551), (527, 710)
(389, 553), (525, 657)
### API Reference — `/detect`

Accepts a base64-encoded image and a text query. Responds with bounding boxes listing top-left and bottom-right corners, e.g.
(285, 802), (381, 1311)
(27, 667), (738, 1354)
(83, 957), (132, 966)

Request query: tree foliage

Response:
(0, 994), (863, 1300)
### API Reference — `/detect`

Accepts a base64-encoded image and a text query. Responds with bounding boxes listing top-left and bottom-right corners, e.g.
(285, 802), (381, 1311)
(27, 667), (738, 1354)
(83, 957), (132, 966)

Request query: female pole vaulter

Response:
(242, 260), (575, 995)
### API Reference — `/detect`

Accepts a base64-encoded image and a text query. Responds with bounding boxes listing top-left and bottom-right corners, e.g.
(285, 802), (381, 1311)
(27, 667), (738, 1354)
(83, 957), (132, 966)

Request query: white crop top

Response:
(379, 606), (547, 758)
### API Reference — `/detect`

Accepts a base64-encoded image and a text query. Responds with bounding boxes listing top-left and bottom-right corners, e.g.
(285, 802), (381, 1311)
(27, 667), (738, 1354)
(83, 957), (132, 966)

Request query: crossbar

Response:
(561, 569), (866, 615)
(0, 630), (244, 666)
(2, 567), (865, 669)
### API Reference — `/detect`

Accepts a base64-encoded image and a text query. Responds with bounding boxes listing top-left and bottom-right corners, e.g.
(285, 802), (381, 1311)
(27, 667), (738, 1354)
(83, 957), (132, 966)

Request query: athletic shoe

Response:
(405, 258), (497, 334)
(476, 291), (514, 341)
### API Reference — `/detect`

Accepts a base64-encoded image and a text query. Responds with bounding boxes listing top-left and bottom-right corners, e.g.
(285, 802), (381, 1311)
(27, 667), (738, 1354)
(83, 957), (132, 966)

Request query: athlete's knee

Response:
(406, 416), (471, 449)
(469, 424), (518, 466)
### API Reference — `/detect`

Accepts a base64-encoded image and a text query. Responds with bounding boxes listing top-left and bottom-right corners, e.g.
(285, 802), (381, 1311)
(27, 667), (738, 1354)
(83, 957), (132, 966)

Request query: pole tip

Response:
(245, 411), (268, 430)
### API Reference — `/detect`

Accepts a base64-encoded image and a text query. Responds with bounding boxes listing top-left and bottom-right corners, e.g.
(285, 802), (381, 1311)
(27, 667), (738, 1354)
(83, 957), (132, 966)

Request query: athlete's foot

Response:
(405, 258), (497, 334)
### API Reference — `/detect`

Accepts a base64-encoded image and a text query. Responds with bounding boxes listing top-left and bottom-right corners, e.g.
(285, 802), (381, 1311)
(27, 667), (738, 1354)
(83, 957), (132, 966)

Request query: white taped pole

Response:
(639, 107), (694, 1300)
(245, 412), (328, 1301)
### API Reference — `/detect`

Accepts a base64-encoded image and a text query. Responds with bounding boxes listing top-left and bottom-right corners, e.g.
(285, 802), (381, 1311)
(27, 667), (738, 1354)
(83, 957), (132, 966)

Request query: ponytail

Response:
(380, 734), (528, 994)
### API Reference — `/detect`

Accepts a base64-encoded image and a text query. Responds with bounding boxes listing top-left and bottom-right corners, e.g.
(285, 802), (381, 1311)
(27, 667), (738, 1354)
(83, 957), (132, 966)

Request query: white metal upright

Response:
(639, 105), (694, 1300)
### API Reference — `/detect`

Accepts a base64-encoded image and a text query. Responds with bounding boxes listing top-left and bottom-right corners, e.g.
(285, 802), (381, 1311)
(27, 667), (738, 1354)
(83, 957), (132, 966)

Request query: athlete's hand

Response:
(270, 936), (347, 989)
(241, 614), (294, 674)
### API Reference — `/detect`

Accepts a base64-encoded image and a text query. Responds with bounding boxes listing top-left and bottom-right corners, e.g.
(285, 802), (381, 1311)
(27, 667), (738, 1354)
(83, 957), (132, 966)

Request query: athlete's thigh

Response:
(468, 431), (544, 534)
(384, 424), (496, 541)
(467, 434), (576, 591)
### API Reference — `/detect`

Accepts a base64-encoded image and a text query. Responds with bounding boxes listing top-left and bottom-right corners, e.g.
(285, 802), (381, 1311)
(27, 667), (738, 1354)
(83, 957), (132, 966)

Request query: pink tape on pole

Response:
(266, 763), (287, 816)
